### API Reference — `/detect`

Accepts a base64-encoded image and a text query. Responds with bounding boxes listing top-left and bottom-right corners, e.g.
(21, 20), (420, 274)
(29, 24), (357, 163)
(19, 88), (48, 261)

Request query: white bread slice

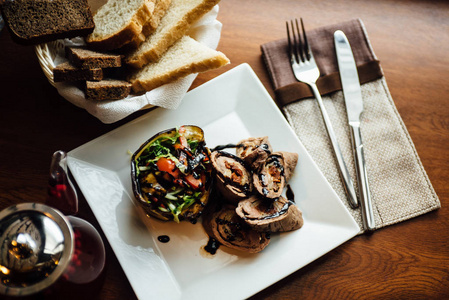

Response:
(125, 0), (221, 68)
(129, 36), (229, 93)
(143, 0), (173, 37)
(124, 0), (172, 49)
(86, 0), (155, 50)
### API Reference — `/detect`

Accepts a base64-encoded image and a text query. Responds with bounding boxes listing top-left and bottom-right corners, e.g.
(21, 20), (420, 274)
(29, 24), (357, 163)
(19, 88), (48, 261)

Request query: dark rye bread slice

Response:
(66, 47), (123, 69)
(85, 79), (132, 101)
(53, 62), (103, 82)
(0, 0), (94, 45)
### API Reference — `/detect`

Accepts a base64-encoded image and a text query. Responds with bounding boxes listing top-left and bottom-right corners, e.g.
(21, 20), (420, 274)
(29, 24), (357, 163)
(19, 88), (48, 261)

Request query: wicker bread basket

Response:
(35, 41), (65, 88)
(31, 1), (221, 123)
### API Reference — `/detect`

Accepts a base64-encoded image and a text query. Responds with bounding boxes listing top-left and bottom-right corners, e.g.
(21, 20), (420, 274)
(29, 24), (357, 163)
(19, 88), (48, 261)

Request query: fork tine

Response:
(294, 19), (305, 62)
(287, 18), (311, 63)
(291, 20), (300, 63)
(286, 20), (298, 63)
(299, 18), (310, 60)
(286, 21), (293, 62)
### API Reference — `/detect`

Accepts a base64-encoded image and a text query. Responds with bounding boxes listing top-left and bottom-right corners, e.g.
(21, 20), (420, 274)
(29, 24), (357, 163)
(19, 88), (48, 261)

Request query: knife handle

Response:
(350, 123), (375, 231)
(309, 83), (359, 209)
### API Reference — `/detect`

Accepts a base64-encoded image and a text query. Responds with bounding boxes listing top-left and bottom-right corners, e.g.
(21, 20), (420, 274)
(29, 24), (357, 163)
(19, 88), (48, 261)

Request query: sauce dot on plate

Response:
(157, 235), (170, 243)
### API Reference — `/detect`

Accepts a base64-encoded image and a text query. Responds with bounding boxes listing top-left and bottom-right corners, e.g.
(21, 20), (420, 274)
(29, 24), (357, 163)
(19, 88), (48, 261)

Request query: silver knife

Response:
(334, 30), (375, 231)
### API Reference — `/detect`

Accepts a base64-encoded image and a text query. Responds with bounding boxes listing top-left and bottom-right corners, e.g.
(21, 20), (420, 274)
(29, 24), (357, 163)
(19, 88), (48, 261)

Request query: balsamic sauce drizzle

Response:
(211, 143), (242, 152)
(157, 235), (170, 243)
(204, 237), (220, 255)
(286, 184), (295, 203)
(211, 143), (271, 153)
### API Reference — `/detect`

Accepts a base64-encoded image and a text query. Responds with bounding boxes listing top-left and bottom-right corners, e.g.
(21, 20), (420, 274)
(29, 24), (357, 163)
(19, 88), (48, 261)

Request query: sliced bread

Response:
(128, 36), (229, 93)
(124, 0), (172, 49)
(53, 62), (103, 82)
(86, 0), (156, 50)
(66, 47), (122, 69)
(0, 0), (94, 45)
(85, 79), (132, 100)
(142, 0), (173, 36)
(125, 0), (221, 68)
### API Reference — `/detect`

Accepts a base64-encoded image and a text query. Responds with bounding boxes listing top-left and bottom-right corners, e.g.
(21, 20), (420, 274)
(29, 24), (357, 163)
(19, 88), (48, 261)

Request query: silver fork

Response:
(286, 18), (358, 209)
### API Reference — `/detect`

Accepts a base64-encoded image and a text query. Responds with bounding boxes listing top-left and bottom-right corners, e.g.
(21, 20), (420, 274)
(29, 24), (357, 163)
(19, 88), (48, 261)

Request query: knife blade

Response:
(334, 30), (375, 231)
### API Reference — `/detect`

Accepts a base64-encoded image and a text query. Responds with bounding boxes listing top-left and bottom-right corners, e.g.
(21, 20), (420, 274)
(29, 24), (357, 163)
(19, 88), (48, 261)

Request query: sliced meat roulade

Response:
(277, 151), (299, 181)
(205, 205), (270, 253)
(253, 151), (298, 199)
(211, 151), (252, 204)
(235, 136), (272, 171)
(236, 195), (304, 232)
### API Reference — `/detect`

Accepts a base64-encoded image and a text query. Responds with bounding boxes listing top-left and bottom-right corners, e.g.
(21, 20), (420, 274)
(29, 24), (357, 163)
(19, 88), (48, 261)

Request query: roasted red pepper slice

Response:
(156, 157), (180, 178)
(176, 135), (189, 168)
(184, 174), (202, 190)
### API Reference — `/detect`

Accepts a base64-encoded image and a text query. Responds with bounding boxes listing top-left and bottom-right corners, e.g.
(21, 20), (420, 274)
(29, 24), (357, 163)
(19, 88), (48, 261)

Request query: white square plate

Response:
(68, 63), (359, 300)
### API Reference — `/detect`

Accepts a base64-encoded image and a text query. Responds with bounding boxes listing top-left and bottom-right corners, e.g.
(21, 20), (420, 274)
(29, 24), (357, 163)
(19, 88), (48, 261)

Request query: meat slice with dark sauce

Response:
(211, 151), (253, 204)
(235, 136), (272, 171)
(236, 195), (304, 233)
(205, 205), (270, 253)
(253, 151), (298, 199)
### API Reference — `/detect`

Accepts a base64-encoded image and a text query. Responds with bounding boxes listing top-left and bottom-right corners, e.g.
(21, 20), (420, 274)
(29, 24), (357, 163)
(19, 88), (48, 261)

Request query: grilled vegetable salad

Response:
(131, 125), (212, 223)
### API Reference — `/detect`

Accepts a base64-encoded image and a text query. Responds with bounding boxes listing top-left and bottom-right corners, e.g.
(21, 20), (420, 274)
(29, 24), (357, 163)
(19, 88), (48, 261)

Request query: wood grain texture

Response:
(0, 0), (448, 299)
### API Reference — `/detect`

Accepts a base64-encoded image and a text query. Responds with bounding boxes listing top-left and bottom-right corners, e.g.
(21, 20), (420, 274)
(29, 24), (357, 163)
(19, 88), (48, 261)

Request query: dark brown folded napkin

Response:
(261, 19), (440, 233)
(262, 19), (383, 107)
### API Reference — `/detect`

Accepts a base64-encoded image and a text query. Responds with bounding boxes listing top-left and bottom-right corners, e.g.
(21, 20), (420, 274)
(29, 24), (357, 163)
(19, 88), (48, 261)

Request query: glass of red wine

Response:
(0, 151), (106, 299)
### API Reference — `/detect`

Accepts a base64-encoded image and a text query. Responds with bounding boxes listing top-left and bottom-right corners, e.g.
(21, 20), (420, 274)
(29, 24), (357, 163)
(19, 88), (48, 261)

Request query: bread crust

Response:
(125, 0), (221, 68)
(121, 0), (172, 50)
(86, 0), (156, 50)
(143, 0), (173, 36)
(130, 49), (229, 93)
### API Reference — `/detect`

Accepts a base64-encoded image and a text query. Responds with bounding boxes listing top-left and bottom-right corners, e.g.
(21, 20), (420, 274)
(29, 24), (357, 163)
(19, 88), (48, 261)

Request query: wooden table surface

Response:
(1, 0), (448, 299)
